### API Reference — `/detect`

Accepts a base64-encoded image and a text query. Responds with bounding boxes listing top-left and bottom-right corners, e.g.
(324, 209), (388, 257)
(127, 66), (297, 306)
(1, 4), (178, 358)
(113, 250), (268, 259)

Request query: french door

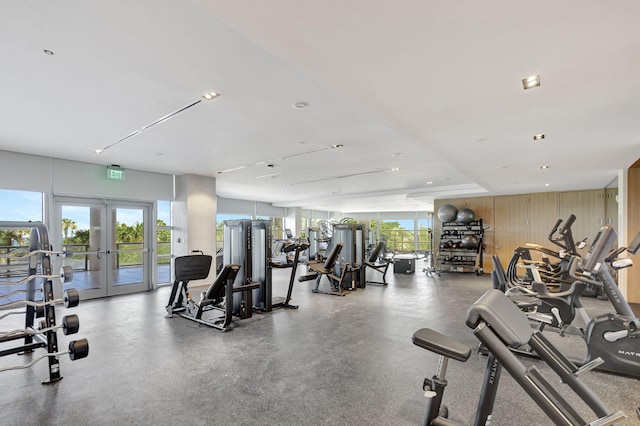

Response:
(55, 198), (151, 299)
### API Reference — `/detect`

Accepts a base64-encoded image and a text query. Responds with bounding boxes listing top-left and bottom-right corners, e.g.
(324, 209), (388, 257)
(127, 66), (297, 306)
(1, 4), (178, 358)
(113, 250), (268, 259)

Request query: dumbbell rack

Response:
(436, 219), (484, 275)
(0, 221), (88, 384)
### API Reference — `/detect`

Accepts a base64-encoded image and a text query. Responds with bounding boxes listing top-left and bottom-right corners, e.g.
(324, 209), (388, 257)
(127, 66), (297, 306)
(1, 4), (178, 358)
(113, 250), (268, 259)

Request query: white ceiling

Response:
(1, 1), (639, 213)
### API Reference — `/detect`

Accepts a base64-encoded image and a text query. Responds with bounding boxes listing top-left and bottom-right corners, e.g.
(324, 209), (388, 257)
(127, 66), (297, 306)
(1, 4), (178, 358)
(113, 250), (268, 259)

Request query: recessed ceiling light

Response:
(202, 91), (220, 101)
(522, 75), (541, 90)
(292, 101), (309, 109)
(331, 144), (344, 149)
(533, 134), (545, 141)
(391, 167), (399, 172)
(94, 149), (104, 154)
(540, 165), (549, 169)
(426, 181), (433, 185)
(545, 183), (550, 187)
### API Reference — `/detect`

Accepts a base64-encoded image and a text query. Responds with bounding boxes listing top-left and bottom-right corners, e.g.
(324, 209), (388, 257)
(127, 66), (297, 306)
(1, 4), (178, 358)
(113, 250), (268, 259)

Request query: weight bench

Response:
(299, 243), (354, 296)
(413, 289), (626, 425)
(166, 253), (259, 332)
(364, 241), (390, 286)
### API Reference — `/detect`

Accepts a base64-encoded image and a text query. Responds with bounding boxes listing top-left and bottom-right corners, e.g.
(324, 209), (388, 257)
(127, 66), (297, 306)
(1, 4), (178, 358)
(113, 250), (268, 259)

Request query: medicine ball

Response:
(461, 235), (479, 249)
(456, 208), (476, 224)
(437, 204), (458, 223)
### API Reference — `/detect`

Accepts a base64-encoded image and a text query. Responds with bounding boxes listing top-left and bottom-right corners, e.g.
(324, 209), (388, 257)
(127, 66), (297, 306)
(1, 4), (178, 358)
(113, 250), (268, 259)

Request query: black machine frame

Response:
(413, 289), (626, 425)
(223, 219), (272, 314)
(364, 241), (390, 285)
(0, 221), (88, 383)
(165, 253), (260, 332)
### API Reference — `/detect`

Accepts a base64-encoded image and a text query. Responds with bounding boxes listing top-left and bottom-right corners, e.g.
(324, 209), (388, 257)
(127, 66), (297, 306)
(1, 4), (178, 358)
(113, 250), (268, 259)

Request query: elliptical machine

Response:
(506, 214), (587, 290)
(567, 226), (640, 377)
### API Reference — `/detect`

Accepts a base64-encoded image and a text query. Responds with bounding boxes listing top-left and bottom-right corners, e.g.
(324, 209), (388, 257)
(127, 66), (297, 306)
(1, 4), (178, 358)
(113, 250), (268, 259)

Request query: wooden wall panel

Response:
(494, 195), (529, 268)
(627, 168), (640, 303)
(529, 192), (559, 249)
(605, 187), (618, 231)
(433, 188), (612, 277)
(559, 189), (606, 256)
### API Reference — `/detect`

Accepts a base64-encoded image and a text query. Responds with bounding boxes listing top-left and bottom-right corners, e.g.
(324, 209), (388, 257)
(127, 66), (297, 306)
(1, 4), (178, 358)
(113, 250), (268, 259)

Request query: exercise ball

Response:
(437, 204), (458, 223)
(461, 235), (479, 249)
(456, 208), (476, 224)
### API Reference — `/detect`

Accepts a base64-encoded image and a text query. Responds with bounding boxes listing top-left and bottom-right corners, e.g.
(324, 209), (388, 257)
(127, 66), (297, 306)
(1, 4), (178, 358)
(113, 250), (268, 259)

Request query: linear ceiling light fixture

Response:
(522, 75), (541, 90)
(533, 134), (545, 141)
(291, 169), (390, 186)
(218, 144), (346, 175)
(94, 91), (220, 153)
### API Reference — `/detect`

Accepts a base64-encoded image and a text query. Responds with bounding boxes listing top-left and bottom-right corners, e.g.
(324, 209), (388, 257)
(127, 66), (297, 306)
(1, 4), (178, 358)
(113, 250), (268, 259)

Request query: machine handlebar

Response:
(548, 219), (563, 239)
(559, 214), (577, 235)
(567, 255), (602, 287)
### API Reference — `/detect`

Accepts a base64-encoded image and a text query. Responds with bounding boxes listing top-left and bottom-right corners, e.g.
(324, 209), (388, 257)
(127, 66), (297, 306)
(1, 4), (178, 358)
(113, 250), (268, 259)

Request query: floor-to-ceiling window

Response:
(156, 200), (172, 285)
(369, 219), (415, 253)
(0, 189), (44, 302)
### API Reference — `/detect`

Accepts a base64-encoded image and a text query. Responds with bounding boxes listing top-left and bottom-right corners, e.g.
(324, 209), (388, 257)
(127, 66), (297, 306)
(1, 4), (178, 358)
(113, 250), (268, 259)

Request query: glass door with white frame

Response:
(56, 199), (150, 299)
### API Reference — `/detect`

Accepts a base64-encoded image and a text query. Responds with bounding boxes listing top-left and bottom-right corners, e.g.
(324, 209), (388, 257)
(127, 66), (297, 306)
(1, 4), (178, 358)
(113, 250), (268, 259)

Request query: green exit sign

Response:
(107, 165), (125, 180)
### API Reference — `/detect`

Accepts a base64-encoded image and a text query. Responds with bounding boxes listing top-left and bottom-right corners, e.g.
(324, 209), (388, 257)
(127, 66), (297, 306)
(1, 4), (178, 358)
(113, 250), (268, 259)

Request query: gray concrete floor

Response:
(1, 263), (639, 425)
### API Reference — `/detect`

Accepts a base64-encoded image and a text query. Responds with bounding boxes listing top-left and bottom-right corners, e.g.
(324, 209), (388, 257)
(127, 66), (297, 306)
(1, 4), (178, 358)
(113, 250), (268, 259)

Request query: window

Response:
(270, 217), (285, 239)
(216, 214), (250, 248)
(157, 201), (172, 285)
(417, 218), (433, 253)
(0, 189), (44, 282)
(369, 219), (415, 253)
(0, 189), (43, 222)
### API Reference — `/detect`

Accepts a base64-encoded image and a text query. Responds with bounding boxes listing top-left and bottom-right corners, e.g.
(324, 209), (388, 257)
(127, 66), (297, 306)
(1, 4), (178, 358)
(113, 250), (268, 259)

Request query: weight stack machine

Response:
(331, 223), (366, 290)
(223, 219), (272, 314)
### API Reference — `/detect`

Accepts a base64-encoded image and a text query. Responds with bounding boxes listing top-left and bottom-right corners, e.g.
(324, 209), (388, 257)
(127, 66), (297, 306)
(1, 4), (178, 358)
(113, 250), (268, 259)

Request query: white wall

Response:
(0, 150), (173, 201)
(217, 196), (286, 217)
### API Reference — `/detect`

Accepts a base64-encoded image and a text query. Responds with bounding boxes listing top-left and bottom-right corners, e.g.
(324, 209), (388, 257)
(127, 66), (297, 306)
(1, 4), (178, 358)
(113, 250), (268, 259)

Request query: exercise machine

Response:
(567, 225), (640, 377)
(223, 219), (271, 314)
(267, 241), (310, 310)
(505, 214), (588, 291)
(364, 241), (390, 285)
(165, 252), (260, 331)
(412, 289), (627, 425)
(329, 223), (365, 289)
(496, 225), (640, 378)
(493, 254), (590, 331)
(0, 222), (89, 384)
(299, 243), (359, 296)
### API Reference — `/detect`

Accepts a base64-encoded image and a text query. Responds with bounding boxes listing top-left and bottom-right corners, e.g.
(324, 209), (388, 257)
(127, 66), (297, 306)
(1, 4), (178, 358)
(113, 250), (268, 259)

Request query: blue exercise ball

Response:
(456, 208), (476, 224)
(437, 204), (458, 223)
